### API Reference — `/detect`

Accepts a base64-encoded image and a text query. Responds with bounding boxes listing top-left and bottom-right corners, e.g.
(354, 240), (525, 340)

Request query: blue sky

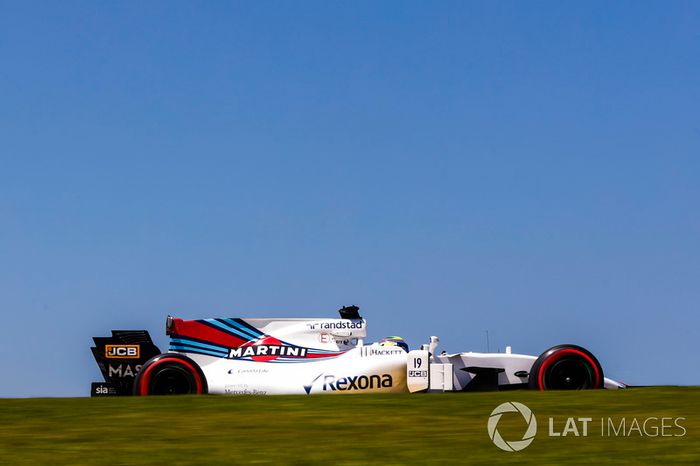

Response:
(1, 2), (698, 396)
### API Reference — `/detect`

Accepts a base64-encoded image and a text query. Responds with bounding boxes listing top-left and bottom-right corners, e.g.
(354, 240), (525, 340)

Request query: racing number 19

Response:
(406, 351), (430, 392)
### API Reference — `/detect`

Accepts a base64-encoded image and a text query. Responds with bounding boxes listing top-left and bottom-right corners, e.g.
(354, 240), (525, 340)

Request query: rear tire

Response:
(133, 353), (207, 396)
(528, 344), (604, 390)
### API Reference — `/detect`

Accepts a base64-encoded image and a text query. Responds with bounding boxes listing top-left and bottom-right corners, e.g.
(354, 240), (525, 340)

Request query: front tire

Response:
(133, 353), (208, 396)
(528, 344), (604, 390)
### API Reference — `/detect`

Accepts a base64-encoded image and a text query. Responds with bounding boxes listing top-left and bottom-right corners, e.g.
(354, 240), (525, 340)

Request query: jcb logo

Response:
(105, 345), (140, 359)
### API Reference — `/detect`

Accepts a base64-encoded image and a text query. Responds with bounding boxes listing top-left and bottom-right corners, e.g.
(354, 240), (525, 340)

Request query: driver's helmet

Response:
(379, 336), (409, 352)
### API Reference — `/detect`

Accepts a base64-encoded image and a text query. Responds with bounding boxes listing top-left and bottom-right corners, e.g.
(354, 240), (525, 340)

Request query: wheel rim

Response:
(149, 365), (196, 395)
(544, 357), (594, 390)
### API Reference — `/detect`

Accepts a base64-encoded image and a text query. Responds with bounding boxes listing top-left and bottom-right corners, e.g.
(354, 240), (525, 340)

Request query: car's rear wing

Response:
(90, 330), (161, 396)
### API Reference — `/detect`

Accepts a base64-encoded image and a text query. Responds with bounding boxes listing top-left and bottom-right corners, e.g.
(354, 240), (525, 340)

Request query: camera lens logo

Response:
(488, 402), (537, 452)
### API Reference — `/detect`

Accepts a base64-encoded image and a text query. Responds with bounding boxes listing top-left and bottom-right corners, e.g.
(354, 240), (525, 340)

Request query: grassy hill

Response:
(1, 387), (698, 465)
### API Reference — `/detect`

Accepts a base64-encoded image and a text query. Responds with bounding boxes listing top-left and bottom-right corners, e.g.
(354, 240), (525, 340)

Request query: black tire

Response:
(528, 344), (604, 390)
(133, 353), (208, 396)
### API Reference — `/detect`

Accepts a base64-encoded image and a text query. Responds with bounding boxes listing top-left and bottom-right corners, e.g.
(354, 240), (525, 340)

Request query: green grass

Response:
(1, 387), (698, 465)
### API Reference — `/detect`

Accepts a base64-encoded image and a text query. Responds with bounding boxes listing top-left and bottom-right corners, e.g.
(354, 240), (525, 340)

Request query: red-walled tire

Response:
(528, 344), (604, 390)
(133, 353), (208, 396)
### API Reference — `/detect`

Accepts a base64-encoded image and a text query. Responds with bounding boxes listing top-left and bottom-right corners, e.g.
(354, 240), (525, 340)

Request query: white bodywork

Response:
(167, 315), (624, 394)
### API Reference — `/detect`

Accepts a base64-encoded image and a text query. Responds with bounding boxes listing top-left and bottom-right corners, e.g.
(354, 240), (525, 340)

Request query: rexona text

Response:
(323, 374), (393, 391)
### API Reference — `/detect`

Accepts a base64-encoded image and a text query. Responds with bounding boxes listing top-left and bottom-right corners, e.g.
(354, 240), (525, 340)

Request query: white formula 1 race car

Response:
(90, 306), (625, 396)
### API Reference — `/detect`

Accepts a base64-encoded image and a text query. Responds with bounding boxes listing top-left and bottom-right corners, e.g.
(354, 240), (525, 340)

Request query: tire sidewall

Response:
(133, 353), (208, 396)
(528, 344), (604, 390)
